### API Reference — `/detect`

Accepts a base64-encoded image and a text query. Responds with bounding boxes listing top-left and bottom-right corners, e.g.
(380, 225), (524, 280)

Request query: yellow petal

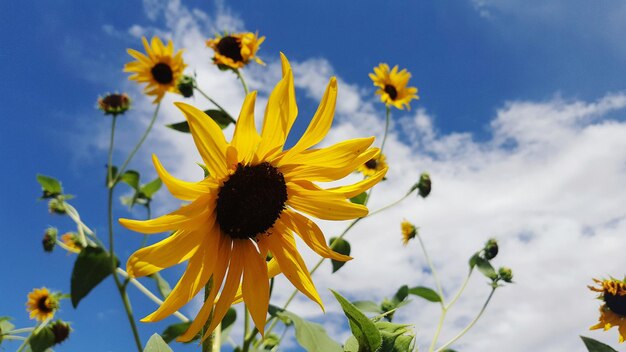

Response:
(257, 67), (294, 160)
(231, 91), (261, 164)
(278, 137), (374, 169)
(328, 166), (388, 198)
(287, 182), (368, 221)
(232, 257), (280, 304)
(152, 154), (216, 201)
(283, 147), (380, 182)
(241, 240), (270, 336)
(282, 210), (351, 261)
(174, 102), (229, 179)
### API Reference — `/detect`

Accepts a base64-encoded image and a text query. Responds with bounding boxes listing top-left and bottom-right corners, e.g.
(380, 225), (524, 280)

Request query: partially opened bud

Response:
(498, 267), (513, 283)
(98, 93), (131, 116)
(42, 227), (58, 252)
(417, 173), (431, 198)
(49, 320), (71, 345)
(484, 238), (498, 260)
(177, 75), (195, 98)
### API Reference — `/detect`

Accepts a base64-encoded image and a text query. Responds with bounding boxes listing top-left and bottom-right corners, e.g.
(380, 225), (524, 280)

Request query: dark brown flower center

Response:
(151, 63), (174, 84)
(605, 292), (626, 316)
(365, 158), (378, 169)
(216, 162), (287, 239)
(102, 94), (128, 109)
(384, 84), (398, 100)
(37, 296), (53, 313)
(217, 36), (244, 62)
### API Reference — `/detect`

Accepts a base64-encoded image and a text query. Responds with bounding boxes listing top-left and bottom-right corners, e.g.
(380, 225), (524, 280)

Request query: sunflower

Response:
(358, 153), (387, 177)
(26, 287), (59, 321)
(124, 36), (186, 103)
(369, 63), (419, 110)
(61, 232), (82, 253)
(207, 32), (265, 69)
(401, 220), (417, 246)
(119, 54), (387, 341)
(589, 278), (626, 343)
(98, 93), (131, 116)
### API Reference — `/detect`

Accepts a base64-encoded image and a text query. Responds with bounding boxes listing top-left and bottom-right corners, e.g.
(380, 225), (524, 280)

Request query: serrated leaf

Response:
(352, 300), (382, 314)
(408, 286), (442, 303)
(166, 121), (191, 133)
(36, 174), (63, 198)
(392, 285), (409, 304)
(474, 256), (498, 280)
(120, 170), (140, 190)
(71, 246), (118, 308)
(329, 237), (351, 273)
(331, 290), (382, 352)
(29, 326), (55, 352)
(144, 334), (173, 352)
(580, 336), (618, 352)
(141, 177), (162, 199)
(204, 109), (233, 129)
(149, 272), (172, 299)
(276, 310), (343, 352)
(349, 192), (367, 205)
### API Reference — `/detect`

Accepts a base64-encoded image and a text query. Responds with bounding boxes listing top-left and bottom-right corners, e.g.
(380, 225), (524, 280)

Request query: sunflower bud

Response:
(49, 320), (71, 345)
(417, 172), (431, 198)
(42, 227), (58, 252)
(483, 238), (498, 260)
(401, 220), (418, 246)
(48, 198), (66, 215)
(61, 232), (83, 253)
(262, 333), (280, 350)
(98, 93), (131, 116)
(498, 267), (513, 283)
(177, 75), (195, 98)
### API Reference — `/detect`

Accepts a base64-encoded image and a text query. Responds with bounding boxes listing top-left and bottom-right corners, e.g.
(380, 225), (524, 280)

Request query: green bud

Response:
(98, 93), (131, 116)
(49, 320), (71, 345)
(42, 227), (58, 252)
(417, 172), (431, 198)
(484, 238), (498, 260)
(48, 198), (66, 214)
(380, 299), (396, 321)
(498, 267), (513, 283)
(262, 333), (280, 349)
(177, 75), (195, 98)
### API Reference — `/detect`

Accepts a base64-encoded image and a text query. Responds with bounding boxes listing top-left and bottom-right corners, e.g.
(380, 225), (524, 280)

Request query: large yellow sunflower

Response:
(119, 54), (387, 341)
(207, 32), (265, 69)
(26, 287), (59, 321)
(124, 36), (186, 103)
(369, 63), (419, 110)
(589, 278), (626, 343)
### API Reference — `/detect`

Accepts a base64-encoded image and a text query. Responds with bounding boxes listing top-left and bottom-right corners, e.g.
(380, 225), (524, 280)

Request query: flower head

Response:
(207, 32), (265, 70)
(369, 63), (419, 110)
(42, 227), (58, 253)
(49, 320), (71, 345)
(358, 153), (387, 177)
(98, 93), (131, 116)
(401, 220), (417, 246)
(124, 36), (186, 103)
(61, 232), (83, 253)
(26, 288), (59, 321)
(119, 54), (386, 342)
(589, 278), (626, 343)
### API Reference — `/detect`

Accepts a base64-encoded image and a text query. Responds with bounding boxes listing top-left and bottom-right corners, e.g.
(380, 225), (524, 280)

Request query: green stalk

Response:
(202, 278), (216, 352)
(194, 86), (237, 124)
(235, 69), (249, 95)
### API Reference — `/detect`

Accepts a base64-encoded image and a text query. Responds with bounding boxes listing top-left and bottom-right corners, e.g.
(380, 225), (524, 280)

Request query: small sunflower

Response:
(98, 93), (131, 116)
(589, 278), (626, 343)
(358, 153), (388, 177)
(369, 63), (419, 110)
(26, 288), (59, 321)
(124, 36), (186, 103)
(61, 233), (82, 253)
(119, 54), (387, 342)
(401, 220), (417, 246)
(207, 32), (265, 69)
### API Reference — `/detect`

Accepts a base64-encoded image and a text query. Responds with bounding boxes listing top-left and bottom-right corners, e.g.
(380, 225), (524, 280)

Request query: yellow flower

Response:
(589, 278), (626, 343)
(207, 32), (265, 69)
(119, 54), (387, 341)
(401, 220), (417, 246)
(26, 288), (59, 321)
(358, 153), (387, 177)
(61, 233), (82, 253)
(124, 36), (186, 103)
(369, 63), (419, 110)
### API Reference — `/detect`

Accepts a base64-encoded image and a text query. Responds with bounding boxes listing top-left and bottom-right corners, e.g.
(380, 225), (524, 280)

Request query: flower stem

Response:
(445, 269), (474, 310)
(112, 102), (161, 186)
(235, 69), (249, 95)
(434, 288), (496, 352)
(194, 86), (237, 124)
(202, 278), (216, 352)
(5, 327), (34, 335)
(380, 106), (391, 153)
(416, 234), (445, 306)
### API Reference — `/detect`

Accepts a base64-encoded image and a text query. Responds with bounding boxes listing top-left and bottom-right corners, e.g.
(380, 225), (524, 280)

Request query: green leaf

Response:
(352, 300), (382, 314)
(276, 310), (343, 352)
(204, 109), (233, 129)
(349, 192), (367, 205)
(71, 246), (118, 308)
(331, 290), (382, 352)
(29, 326), (55, 352)
(0, 317), (15, 345)
(441, 349), (458, 352)
(144, 333), (173, 352)
(580, 336), (618, 352)
(474, 256), (498, 280)
(392, 285), (409, 304)
(408, 286), (442, 303)
(120, 170), (140, 190)
(376, 322), (414, 352)
(161, 322), (197, 344)
(221, 307), (237, 331)
(149, 272), (172, 299)
(166, 121), (191, 133)
(344, 336), (359, 352)
(141, 177), (163, 199)
(329, 237), (351, 273)
(36, 174), (63, 198)
(469, 252), (480, 269)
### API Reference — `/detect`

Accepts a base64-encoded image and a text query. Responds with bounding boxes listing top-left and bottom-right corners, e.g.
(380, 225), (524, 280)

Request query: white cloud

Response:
(91, 1), (626, 350)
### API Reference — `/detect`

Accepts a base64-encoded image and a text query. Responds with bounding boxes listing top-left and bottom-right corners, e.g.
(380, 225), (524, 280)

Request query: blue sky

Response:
(2, 1), (626, 351)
